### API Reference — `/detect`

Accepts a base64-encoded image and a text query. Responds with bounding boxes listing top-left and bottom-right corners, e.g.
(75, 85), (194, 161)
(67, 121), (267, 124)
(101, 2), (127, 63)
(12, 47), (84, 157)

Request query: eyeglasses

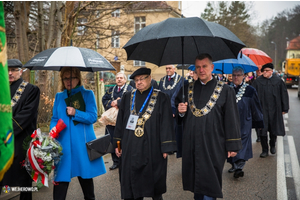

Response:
(134, 75), (149, 83)
(263, 69), (272, 72)
(232, 74), (243, 77)
(63, 77), (77, 81)
(8, 68), (21, 72)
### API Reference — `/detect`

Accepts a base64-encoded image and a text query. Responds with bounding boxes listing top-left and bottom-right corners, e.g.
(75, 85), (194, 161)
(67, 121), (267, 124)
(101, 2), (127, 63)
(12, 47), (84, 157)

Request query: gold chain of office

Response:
(162, 73), (179, 90)
(188, 81), (224, 117)
(130, 89), (159, 137)
(11, 81), (28, 108)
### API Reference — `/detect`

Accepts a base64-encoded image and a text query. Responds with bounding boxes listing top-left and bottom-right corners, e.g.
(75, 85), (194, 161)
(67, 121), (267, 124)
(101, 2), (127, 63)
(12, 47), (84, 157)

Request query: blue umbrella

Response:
(212, 52), (258, 74)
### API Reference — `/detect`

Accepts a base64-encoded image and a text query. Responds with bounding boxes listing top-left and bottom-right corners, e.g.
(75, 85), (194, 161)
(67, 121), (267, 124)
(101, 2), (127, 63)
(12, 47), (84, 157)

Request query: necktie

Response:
(118, 87), (120, 92)
(168, 77), (171, 81)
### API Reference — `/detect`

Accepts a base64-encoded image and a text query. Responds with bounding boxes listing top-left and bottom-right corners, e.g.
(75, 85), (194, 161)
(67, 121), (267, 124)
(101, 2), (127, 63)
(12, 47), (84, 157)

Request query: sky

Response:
(182, 1), (300, 25)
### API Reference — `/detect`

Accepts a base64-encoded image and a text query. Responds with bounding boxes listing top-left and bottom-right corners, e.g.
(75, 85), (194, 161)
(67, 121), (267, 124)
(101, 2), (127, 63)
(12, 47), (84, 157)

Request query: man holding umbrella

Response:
(176, 53), (242, 200)
(114, 67), (177, 200)
(1, 59), (40, 200)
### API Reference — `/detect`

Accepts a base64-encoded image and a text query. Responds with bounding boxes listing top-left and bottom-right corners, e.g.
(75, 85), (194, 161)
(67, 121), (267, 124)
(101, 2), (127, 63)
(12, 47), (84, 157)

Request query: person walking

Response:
(252, 63), (289, 158)
(159, 65), (183, 157)
(114, 67), (177, 200)
(176, 53), (242, 200)
(102, 72), (133, 170)
(227, 66), (264, 178)
(50, 67), (106, 200)
(0, 59), (40, 200)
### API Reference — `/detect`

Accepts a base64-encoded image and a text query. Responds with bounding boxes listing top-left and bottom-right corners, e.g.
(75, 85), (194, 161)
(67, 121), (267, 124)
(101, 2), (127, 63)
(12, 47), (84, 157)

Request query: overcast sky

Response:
(182, 1), (300, 25)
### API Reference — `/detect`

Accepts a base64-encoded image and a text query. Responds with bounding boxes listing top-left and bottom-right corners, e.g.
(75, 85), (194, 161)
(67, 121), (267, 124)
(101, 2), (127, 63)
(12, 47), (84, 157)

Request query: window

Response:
(111, 9), (120, 17)
(111, 30), (120, 48)
(178, 1), (182, 10)
(77, 18), (87, 35)
(134, 17), (146, 33)
(133, 60), (145, 67)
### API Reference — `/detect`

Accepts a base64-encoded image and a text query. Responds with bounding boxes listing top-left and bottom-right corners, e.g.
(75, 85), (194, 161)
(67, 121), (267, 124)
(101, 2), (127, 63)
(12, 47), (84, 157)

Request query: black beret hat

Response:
(8, 59), (23, 68)
(130, 67), (151, 80)
(261, 63), (274, 72)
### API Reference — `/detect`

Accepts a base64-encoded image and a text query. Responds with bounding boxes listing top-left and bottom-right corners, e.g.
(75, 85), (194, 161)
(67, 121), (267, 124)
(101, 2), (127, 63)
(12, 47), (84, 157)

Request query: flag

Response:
(0, 1), (14, 181)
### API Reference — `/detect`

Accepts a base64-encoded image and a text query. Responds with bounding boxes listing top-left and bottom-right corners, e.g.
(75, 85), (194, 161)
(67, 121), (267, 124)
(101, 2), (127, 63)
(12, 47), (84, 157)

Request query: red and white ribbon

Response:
(27, 145), (49, 187)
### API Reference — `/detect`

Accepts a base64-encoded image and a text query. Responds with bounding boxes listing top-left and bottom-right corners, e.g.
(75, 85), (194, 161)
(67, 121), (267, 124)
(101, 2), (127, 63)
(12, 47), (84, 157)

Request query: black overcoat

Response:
(1, 78), (40, 186)
(176, 78), (242, 198)
(113, 87), (177, 199)
(252, 75), (289, 136)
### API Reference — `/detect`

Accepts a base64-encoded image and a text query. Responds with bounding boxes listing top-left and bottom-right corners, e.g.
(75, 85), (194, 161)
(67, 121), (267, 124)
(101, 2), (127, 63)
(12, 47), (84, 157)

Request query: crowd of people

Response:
(1, 55), (289, 200)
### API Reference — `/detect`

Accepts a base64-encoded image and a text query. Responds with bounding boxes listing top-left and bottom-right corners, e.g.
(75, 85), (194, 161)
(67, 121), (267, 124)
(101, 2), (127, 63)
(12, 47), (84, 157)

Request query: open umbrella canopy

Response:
(176, 64), (190, 70)
(240, 48), (272, 66)
(123, 17), (246, 66)
(212, 52), (258, 74)
(23, 46), (115, 72)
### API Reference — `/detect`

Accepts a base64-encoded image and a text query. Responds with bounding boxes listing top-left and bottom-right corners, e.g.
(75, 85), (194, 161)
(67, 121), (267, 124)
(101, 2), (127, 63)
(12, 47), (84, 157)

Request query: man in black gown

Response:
(102, 72), (133, 170)
(114, 67), (176, 200)
(227, 66), (264, 178)
(176, 54), (242, 200)
(252, 63), (289, 158)
(1, 59), (40, 200)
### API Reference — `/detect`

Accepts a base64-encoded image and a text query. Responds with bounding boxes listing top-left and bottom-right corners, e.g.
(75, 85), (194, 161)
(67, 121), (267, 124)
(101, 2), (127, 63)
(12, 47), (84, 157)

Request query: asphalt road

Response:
(1, 87), (299, 200)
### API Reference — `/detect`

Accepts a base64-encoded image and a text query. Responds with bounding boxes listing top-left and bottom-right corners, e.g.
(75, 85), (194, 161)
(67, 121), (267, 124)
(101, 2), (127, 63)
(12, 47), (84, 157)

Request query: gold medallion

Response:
(135, 127), (144, 137)
(137, 118), (144, 126)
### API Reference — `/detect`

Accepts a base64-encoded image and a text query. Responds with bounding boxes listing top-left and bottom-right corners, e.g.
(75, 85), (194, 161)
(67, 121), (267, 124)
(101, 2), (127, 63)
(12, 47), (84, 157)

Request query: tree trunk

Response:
(54, 1), (63, 94)
(61, 1), (75, 47)
(55, 1), (63, 48)
(14, 2), (24, 62)
(46, 1), (56, 49)
(38, 1), (45, 52)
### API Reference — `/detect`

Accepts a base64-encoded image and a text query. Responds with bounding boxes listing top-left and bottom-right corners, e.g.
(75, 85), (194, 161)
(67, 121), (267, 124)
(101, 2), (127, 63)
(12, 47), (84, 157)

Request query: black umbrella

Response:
(123, 17), (246, 100)
(23, 46), (116, 72)
(24, 46), (115, 106)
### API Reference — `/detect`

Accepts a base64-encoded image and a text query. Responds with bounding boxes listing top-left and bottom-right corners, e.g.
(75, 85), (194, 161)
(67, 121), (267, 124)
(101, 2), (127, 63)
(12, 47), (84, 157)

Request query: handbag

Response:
(86, 134), (114, 161)
(84, 125), (114, 161)
(98, 107), (119, 126)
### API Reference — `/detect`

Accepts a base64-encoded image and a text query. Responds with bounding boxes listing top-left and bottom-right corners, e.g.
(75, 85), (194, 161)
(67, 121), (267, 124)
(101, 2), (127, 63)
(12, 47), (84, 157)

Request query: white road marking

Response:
(288, 136), (300, 200)
(277, 136), (288, 200)
(284, 153), (293, 178)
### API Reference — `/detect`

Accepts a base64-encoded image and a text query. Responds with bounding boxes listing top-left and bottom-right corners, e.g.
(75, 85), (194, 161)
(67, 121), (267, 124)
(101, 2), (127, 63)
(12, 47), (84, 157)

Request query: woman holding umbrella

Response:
(50, 67), (106, 200)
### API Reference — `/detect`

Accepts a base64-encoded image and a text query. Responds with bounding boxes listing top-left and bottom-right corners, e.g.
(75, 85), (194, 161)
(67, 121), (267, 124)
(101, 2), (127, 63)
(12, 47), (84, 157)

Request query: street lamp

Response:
(271, 41), (277, 69)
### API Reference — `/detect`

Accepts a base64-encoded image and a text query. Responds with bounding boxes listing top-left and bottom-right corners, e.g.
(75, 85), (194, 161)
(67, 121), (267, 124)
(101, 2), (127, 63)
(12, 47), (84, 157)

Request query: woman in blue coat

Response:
(50, 67), (106, 200)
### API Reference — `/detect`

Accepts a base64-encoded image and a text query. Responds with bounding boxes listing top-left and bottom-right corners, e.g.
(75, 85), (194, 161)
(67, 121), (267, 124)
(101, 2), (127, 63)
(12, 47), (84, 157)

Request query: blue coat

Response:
(50, 86), (106, 182)
(229, 84), (264, 163)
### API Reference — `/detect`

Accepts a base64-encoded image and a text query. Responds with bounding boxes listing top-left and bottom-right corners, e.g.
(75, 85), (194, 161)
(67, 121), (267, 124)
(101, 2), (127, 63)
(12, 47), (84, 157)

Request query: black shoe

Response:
(109, 164), (119, 170)
(256, 137), (261, 142)
(270, 146), (276, 154)
(234, 170), (244, 178)
(260, 152), (269, 158)
(228, 167), (236, 173)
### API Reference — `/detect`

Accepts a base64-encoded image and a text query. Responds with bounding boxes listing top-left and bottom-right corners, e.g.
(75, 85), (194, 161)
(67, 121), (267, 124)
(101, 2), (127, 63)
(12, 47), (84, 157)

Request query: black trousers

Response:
(261, 133), (277, 152)
(124, 194), (163, 200)
(106, 125), (119, 166)
(0, 168), (32, 200)
(53, 177), (94, 200)
(232, 159), (246, 170)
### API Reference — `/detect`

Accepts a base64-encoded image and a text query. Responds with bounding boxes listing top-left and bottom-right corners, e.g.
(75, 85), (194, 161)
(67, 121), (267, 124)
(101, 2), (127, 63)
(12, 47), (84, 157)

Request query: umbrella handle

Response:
(181, 37), (185, 102)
